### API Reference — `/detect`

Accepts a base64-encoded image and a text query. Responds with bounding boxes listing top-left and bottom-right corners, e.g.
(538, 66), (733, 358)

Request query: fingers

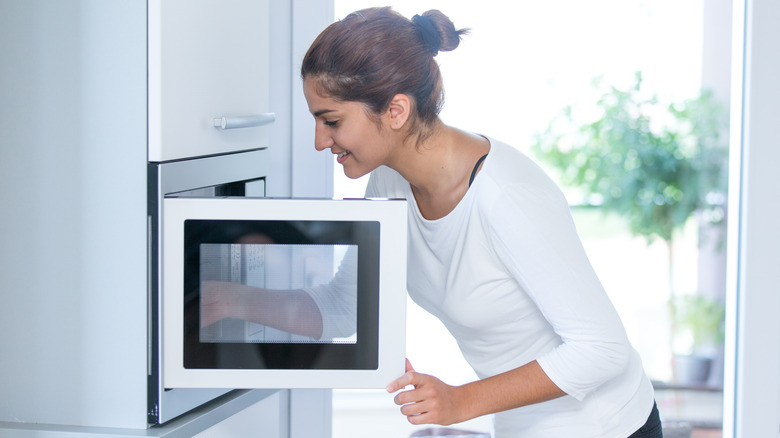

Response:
(199, 281), (231, 326)
(393, 383), (432, 424)
(385, 360), (463, 426)
(400, 398), (433, 423)
(394, 385), (428, 408)
(385, 359), (450, 425)
(387, 370), (416, 393)
(406, 412), (434, 425)
(391, 372), (432, 406)
(387, 358), (418, 393)
(393, 383), (451, 426)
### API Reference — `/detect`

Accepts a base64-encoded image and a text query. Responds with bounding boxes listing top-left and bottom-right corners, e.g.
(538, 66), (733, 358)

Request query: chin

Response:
(343, 167), (369, 180)
(344, 171), (365, 180)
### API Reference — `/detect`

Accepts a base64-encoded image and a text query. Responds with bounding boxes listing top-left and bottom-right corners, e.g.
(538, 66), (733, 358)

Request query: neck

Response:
(385, 122), (489, 220)
(388, 123), (458, 194)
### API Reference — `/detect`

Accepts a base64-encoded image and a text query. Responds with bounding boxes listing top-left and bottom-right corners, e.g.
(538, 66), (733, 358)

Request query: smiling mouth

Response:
(337, 151), (350, 159)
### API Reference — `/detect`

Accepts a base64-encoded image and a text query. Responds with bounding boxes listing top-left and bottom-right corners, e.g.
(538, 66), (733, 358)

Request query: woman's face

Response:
(303, 78), (397, 179)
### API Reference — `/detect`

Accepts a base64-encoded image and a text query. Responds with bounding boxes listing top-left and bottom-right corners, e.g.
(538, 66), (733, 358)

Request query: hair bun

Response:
(412, 14), (442, 54)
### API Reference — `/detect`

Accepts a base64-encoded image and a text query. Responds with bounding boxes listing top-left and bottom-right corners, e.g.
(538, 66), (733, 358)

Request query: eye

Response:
(323, 120), (338, 127)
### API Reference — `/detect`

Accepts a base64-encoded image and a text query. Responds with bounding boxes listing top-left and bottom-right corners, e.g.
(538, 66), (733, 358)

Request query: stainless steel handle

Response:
(213, 113), (276, 130)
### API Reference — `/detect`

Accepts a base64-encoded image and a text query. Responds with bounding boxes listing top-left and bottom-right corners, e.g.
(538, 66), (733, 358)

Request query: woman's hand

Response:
(388, 359), (567, 427)
(387, 359), (468, 426)
(200, 280), (240, 327)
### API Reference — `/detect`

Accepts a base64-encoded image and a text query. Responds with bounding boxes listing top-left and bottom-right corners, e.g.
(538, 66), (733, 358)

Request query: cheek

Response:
(354, 126), (389, 154)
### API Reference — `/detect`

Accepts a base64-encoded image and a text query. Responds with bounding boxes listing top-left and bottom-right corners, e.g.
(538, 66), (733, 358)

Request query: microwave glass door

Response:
(163, 198), (407, 389)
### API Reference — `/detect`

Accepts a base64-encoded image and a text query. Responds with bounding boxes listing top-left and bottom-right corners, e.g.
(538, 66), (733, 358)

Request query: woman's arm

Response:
(388, 359), (565, 426)
(200, 281), (324, 338)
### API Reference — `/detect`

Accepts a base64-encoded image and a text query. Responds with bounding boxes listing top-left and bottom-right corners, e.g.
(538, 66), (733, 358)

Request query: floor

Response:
(692, 431), (722, 438)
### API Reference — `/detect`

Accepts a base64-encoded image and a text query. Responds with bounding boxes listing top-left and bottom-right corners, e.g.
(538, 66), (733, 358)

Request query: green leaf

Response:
(530, 71), (729, 245)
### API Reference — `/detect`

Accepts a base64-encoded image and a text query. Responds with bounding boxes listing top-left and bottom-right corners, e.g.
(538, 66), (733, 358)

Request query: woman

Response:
(301, 7), (662, 438)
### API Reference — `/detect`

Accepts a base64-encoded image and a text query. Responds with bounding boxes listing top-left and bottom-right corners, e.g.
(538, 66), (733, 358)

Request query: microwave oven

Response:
(162, 196), (407, 389)
(147, 151), (408, 423)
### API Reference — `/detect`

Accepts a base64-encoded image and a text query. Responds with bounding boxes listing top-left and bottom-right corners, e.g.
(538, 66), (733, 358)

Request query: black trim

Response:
(182, 219), (381, 371)
(468, 154), (488, 187)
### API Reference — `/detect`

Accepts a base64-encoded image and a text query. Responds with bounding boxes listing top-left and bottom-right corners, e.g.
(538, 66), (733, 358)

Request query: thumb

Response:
(386, 359), (417, 393)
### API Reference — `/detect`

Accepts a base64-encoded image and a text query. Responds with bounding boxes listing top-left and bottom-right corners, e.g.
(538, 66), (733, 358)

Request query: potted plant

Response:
(531, 71), (728, 249)
(669, 294), (725, 385)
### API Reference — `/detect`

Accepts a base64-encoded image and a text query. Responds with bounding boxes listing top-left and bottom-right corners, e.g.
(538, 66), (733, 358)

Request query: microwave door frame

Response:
(160, 197), (407, 390)
(148, 149), (268, 424)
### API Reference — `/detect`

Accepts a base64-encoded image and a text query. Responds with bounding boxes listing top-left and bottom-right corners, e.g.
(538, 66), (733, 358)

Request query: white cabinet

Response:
(0, 0), (337, 436)
(195, 391), (284, 438)
(148, 0), (273, 162)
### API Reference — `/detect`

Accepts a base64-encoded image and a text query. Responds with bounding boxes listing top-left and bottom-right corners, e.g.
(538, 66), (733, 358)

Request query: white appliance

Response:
(148, 153), (407, 424)
(162, 197), (407, 389)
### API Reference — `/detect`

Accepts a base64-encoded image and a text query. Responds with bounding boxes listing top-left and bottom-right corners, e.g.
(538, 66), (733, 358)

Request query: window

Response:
(330, 1), (728, 436)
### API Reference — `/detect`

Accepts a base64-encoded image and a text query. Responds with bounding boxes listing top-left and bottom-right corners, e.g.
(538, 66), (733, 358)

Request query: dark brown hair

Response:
(301, 7), (468, 140)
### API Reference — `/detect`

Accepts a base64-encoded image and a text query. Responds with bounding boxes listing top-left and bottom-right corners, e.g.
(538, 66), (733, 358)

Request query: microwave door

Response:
(162, 197), (407, 390)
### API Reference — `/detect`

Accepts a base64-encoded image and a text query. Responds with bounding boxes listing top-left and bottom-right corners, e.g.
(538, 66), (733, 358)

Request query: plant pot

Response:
(662, 421), (693, 438)
(674, 354), (713, 386)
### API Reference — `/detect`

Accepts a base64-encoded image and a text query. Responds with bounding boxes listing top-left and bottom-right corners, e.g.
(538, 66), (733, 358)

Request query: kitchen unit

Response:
(0, 1), (406, 437)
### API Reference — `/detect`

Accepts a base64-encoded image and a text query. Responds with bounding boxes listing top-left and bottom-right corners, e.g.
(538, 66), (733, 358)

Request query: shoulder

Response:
(482, 139), (555, 186)
(477, 137), (570, 212)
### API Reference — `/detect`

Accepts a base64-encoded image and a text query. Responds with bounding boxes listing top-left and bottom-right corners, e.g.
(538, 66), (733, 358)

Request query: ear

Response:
(385, 94), (412, 130)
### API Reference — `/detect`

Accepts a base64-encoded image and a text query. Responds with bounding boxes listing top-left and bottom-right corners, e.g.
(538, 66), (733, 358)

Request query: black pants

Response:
(627, 401), (663, 438)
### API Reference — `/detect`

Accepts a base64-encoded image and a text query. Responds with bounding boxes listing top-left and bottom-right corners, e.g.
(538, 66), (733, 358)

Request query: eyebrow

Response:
(313, 109), (336, 118)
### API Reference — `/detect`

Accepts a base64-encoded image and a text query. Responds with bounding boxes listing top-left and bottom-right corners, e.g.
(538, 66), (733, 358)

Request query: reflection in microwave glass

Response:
(199, 243), (357, 345)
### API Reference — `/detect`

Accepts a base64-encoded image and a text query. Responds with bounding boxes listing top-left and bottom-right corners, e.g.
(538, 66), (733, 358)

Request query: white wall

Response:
(269, 0), (335, 198)
(0, 0), (149, 428)
(724, 0), (780, 436)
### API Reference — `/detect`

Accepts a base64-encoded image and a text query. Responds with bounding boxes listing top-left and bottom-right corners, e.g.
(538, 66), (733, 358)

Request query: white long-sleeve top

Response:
(366, 137), (654, 437)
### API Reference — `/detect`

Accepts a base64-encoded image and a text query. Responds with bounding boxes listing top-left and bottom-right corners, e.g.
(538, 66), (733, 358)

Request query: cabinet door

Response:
(149, 0), (272, 162)
(194, 391), (283, 438)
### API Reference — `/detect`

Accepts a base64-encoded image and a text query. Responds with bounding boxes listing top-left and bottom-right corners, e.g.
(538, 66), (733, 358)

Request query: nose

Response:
(313, 124), (334, 152)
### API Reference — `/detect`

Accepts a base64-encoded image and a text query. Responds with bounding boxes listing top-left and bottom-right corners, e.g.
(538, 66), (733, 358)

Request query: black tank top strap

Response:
(468, 154), (489, 187)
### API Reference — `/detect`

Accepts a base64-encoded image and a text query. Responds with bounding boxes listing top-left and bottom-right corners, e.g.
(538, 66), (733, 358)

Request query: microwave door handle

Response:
(213, 113), (276, 130)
